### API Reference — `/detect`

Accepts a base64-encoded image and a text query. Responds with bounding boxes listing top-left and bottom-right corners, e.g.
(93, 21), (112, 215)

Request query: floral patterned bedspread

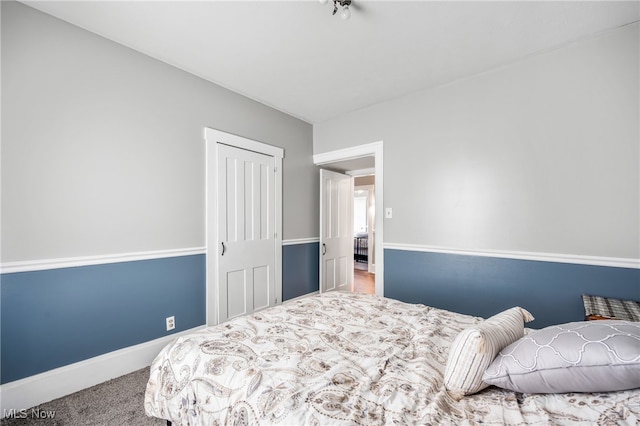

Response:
(144, 292), (639, 425)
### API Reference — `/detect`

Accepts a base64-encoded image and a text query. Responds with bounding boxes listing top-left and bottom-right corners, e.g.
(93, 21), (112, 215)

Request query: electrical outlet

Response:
(166, 316), (175, 331)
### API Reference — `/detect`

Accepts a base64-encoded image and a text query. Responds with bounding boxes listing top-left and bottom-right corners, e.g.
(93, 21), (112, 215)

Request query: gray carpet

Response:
(1, 367), (165, 426)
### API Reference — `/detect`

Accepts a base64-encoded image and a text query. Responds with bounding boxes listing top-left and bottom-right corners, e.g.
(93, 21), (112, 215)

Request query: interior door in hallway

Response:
(320, 169), (353, 293)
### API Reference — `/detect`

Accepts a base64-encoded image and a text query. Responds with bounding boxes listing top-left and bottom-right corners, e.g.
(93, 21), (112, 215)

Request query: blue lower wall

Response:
(283, 242), (319, 301)
(9, 245), (629, 384)
(1, 244), (320, 384)
(1, 255), (206, 384)
(384, 249), (639, 329)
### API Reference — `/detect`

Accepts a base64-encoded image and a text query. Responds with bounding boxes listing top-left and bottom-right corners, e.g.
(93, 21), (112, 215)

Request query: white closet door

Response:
(217, 143), (276, 321)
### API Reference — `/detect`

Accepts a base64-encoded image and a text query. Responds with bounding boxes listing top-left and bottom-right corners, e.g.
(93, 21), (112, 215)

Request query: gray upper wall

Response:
(1, 1), (318, 262)
(314, 23), (639, 260)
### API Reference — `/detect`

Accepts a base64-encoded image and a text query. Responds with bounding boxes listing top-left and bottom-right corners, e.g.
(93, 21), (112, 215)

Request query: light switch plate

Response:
(385, 208), (393, 219)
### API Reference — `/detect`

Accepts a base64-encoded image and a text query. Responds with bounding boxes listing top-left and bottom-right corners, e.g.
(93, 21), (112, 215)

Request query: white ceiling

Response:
(23, 1), (639, 124)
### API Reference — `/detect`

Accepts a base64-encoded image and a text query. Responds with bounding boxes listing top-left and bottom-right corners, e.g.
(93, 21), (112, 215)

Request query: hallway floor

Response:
(353, 262), (375, 294)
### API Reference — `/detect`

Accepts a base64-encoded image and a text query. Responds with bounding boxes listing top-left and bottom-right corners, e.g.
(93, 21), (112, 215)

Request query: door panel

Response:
(225, 157), (241, 242)
(320, 169), (353, 293)
(260, 164), (270, 240)
(253, 265), (270, 311)
(324, 258), (336, 292)
(338, 256), (348, 287)
(226, 269), (247, 319)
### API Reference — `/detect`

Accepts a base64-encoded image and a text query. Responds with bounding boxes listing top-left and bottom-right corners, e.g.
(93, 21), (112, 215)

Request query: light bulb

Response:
(318, 0), (328, 4)
(340, 5), (351, 20)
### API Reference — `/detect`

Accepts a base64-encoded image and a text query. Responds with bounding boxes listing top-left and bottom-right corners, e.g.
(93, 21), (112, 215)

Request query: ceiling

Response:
(23, 1), (639, 124)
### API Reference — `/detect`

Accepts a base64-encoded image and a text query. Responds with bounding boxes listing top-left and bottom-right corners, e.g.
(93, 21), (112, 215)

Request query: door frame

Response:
(205, 127), (283, 326)
(313, 141), (384, 296)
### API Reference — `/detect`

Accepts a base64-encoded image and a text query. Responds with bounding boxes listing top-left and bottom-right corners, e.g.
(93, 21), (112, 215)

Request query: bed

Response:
(144, 292), (640, 425)
(354, 234), (368, 263)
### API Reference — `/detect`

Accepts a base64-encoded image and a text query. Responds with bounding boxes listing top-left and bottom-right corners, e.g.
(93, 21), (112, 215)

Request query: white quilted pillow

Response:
(443, 307), (534, 398)
(483, 320), (640, 393)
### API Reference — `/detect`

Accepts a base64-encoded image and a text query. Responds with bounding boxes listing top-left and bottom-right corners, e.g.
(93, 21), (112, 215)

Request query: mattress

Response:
(144, 292), (639, 425)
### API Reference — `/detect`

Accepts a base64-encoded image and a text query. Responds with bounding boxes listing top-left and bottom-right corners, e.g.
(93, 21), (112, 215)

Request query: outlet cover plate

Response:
(166, 316), (175, 331)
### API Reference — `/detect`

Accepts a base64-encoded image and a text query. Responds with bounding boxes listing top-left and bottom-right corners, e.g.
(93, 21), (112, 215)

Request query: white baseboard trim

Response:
(384, 243), (640, 269)
(282, 238), (320, 246)
(0, 326), (205, 417)
(1, 247), (207, 274)
(284, 291), (319, 303)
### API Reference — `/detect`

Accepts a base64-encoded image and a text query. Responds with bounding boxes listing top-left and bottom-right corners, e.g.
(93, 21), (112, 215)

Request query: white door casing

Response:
(205, 128), (283, 325)
(320, 169), (354, 293)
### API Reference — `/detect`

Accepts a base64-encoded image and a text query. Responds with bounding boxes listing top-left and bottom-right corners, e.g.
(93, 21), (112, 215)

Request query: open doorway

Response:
(313, 141), (384, 297)
(352, 175), (375, 294)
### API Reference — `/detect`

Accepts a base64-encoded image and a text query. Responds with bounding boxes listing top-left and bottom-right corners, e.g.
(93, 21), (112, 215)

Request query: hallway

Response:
(353, 263), (375, 294)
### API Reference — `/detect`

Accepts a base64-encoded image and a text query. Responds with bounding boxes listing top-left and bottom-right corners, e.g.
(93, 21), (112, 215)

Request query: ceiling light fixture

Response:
(319, 0), (352, 20)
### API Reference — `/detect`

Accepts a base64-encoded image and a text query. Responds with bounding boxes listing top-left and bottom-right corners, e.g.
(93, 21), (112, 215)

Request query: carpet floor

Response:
(1, 368), (165, 426)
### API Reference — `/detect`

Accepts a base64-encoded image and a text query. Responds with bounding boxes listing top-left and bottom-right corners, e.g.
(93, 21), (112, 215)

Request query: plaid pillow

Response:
(443, 306), (534, 399)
